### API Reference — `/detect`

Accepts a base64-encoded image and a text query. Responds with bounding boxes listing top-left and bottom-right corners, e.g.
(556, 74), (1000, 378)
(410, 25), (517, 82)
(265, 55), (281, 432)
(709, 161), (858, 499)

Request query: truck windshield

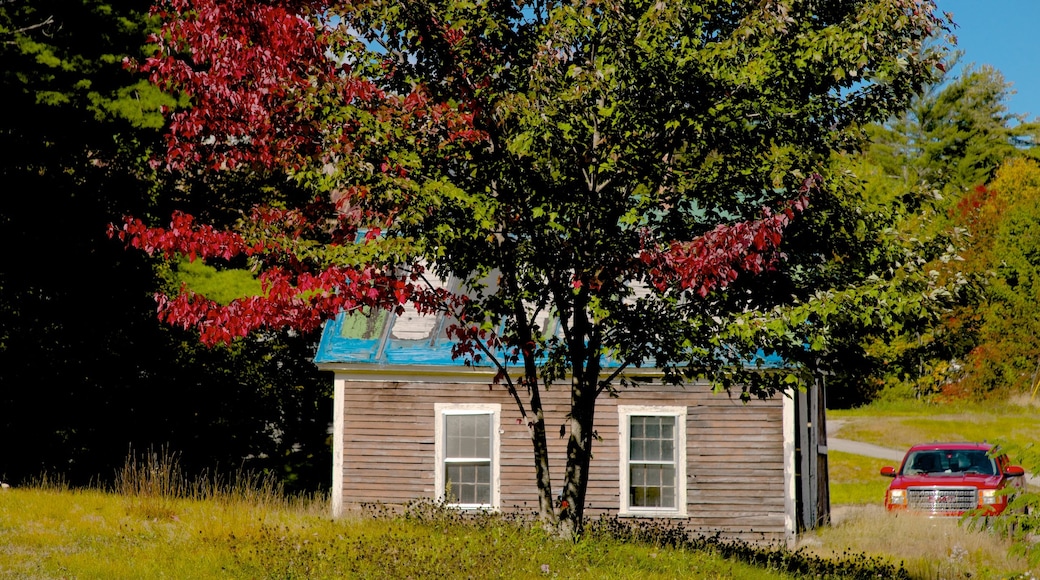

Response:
(902, 450), (995, 476)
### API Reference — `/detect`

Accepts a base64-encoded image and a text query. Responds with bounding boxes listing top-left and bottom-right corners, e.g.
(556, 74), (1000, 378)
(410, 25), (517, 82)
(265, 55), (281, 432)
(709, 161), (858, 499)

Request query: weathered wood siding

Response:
(336, 376), (786, 542)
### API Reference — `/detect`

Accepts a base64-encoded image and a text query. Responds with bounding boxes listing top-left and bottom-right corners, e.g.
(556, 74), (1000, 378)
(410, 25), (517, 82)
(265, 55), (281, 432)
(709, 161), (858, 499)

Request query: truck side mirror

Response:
(1004, 465), (1026, 477)
(880, 466), (897, 477)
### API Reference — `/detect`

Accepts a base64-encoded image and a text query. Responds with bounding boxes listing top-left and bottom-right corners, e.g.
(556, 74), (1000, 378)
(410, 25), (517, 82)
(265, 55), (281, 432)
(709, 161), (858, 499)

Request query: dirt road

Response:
(825, 418), (904, 462)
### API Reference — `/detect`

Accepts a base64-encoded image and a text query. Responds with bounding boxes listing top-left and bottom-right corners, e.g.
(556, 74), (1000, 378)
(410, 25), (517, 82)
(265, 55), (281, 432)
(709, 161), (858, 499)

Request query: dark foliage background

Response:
(0, 0), (331, 492)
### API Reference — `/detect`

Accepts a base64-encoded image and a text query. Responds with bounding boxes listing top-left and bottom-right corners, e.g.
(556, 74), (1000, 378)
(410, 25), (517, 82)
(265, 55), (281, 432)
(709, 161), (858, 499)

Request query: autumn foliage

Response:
(115, 0), (831, 350)
(114, 0), (949, 533)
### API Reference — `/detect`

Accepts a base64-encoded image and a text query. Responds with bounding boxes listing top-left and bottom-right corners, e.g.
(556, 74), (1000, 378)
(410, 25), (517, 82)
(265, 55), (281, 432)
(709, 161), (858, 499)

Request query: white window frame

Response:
(434, 403), (501, 510)
(618, 405), (688, 517)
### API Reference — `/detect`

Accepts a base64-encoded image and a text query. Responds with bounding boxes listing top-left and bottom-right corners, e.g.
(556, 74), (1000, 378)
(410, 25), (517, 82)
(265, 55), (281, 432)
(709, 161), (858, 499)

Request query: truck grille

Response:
(906, 487), (978, 513)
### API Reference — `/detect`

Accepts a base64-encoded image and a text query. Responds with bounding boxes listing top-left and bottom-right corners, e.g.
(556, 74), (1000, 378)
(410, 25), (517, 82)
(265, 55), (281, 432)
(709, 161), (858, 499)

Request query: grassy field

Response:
(825, 451), (890, 506)
(827, 399), (1040, 452)
(1, 401), (1036, 579)
(0, 485), (813, 580)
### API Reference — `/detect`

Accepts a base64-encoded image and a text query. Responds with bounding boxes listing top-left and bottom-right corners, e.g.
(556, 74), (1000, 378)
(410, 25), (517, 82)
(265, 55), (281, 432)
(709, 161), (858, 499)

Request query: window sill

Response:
(445, 504), (500, 512)
(617, 510), (688, 519)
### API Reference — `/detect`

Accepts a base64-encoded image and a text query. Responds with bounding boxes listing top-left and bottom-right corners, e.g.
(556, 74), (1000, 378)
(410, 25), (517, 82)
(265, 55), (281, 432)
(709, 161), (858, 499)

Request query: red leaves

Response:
(639, 184), (814, 297)
(140, 0), (487, 172)
(150, 263), (432, 346)
(108, 207), (472, 346)
(109, 212), (257, 261)
(441, 26), (465, 48)
(110, 204), (345, 264)
(141, 0), (370, 170)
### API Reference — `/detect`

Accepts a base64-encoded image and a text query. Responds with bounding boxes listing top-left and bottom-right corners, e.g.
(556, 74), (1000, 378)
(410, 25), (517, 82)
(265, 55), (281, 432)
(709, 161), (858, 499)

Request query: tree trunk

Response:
(556, 379), (598, 538)
(527, 385), (556, 528)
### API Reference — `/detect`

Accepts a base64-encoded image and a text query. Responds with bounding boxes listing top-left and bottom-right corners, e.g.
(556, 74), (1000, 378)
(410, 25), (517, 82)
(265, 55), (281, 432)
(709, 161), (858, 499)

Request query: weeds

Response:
(22, 470), (71, 491)
(801, 505), (1029, 579)
(585, 515), (911, 580)
(115, 447), (184, 519)
(1, 486), (790, 579)
(112, 446), (323, 522)
(969, 439), (1040, 567)
(3, 448), (1033, 579)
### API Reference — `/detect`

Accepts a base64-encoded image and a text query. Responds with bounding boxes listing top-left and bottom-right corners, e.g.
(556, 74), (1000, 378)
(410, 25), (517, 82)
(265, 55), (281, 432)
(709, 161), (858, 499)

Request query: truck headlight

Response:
(889, 489), (907, 505)
(980, 489), (999, 505)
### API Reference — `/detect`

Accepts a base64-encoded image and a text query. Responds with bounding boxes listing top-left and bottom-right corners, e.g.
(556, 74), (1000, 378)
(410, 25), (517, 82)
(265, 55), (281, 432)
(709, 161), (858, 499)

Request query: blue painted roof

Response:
(313, 309), (786, 369)
(314, 309), (463, 365)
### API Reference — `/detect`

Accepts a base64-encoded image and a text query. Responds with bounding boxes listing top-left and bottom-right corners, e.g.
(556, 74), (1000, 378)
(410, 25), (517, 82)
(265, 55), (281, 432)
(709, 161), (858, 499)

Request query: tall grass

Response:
(0, 451), (926, 580)
(113, 447), (305, 521)
(0, 485), (811, 579)
(799, 506), (1031, 580)
(5, 453), (813, 579)
(5, 439), (1034, 579)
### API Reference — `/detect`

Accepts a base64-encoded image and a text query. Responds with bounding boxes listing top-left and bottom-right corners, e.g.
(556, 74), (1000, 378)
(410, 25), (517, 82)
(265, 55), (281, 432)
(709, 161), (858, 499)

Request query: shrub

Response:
(972, 440), (1040, 566)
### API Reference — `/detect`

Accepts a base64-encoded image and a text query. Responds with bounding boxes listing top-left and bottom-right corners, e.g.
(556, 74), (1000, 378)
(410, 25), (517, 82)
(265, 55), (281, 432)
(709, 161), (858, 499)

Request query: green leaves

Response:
(119, 0), (953, 527)
(171, 259), (262, 306)
(506, 131), (535, 157)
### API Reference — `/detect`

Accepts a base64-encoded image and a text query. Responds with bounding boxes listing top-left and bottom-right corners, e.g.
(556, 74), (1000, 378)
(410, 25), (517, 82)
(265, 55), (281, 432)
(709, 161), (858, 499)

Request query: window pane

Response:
(446, 463), (491, 505)
(631, 465), (645, 486)
(630, 416), (675, 462)
(631, 419), (644, 439)
(632, 486), (646, 506)
(443, 412), (494, 506)
(474, 414), (490, 437)
(630, 464), (676, 508)
(446, 417), (460, 457)
(647, 465), (660, 486)
(660, 465), (675, 506)
(446, 414), (491, 459)
(646, 420), (660, 439)
(647, 439), (662, 461)
(461, 434), (475, 458)
(628, 415), (678, 509)
(475, 465), (491, 503)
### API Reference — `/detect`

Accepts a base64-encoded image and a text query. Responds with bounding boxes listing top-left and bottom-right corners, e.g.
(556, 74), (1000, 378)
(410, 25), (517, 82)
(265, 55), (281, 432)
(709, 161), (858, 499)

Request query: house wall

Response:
(328, 368), (789, 543)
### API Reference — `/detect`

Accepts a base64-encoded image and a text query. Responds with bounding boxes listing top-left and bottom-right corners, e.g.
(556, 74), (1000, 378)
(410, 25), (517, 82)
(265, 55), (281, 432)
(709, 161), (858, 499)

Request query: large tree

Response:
(116, 0), (948, 535)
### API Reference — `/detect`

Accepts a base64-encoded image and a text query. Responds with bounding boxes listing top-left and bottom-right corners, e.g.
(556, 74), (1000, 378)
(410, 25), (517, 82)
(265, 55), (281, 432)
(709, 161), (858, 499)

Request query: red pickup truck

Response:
(880, 442), (1026, 516)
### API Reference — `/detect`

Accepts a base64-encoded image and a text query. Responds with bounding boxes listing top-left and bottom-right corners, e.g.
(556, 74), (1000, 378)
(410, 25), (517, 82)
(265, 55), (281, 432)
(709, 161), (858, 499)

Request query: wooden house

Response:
(314, 305), (829, 546)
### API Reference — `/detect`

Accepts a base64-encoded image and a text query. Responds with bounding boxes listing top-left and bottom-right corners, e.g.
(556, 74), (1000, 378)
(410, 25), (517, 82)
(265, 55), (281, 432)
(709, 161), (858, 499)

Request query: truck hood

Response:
(892, 473), (1003, 487)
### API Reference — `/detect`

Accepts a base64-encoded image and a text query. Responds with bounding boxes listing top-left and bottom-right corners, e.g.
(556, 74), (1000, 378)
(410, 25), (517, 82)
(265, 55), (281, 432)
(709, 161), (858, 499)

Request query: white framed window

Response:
(618, 405), (687, 517)
(434, 403), (501, 509)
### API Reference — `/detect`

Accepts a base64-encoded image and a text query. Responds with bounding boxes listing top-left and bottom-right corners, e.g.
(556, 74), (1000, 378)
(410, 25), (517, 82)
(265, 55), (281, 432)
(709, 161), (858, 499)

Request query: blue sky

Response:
(938, 0), (1040, 120)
